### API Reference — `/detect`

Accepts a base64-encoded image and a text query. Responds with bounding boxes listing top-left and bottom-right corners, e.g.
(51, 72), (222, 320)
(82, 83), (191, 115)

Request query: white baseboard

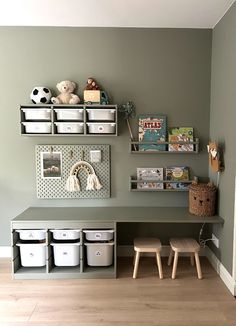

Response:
(205, 246), (236, 296)
(0, 246), (11, 258)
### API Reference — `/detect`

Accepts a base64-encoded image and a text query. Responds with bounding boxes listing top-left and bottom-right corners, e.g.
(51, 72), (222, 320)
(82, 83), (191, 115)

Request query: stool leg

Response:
(190, 253), (195, 266)
(133, 251), (140, 279)
(194, 252), (202, 279)
(133, 251), (136, 266)
(168, 249), (174, 266)
(156, 252), (163, 279)
(172, 251), (178, 279)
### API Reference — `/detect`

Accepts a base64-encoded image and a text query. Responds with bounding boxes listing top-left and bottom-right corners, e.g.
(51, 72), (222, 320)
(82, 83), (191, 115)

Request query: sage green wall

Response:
(0, 27), (212, 245)
(209, 3), (236, 274)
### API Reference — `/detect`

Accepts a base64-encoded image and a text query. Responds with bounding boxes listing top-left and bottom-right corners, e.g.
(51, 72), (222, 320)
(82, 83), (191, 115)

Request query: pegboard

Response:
(36, 145), (110, 199)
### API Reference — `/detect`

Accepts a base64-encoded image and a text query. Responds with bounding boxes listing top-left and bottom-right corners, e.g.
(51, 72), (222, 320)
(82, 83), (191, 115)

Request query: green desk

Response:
(11, 207), (223, 279)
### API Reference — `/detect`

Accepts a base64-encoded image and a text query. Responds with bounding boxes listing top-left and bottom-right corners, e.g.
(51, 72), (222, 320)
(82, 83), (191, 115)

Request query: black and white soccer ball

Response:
(30, 87), (52, 104)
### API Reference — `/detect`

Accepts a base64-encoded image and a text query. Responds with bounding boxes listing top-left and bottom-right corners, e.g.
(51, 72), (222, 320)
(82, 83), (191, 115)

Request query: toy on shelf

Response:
(30, 86), (52, 104)
(85, 77), (100, 91)
(51, 80), (80, 105)
(83, 77), (109, 104)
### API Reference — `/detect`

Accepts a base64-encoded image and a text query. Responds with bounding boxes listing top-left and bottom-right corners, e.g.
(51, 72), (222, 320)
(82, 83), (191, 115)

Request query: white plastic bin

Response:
(22, 122), (52, 133)
(22, 108), (51, 120)
(55, 109), (84, 121)
(85, 242), (114, 266)
(17, 243), (46, 267)
(51, 243), (80, 266)
(83, 230), (114, 241)
(50, 229), (81, 240)
(55, 122), (84, 134)
(87, 109), (115, 121)
(16, 229), (46, 241)
(87, 123), (116, 134)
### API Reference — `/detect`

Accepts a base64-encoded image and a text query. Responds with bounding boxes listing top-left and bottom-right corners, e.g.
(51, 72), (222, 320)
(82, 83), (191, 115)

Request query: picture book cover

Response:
(138, 115), (167, 151)
(165, 166), (189, 181)
(137, 168), (164, 189)
(168, 127), (194, 151)
(165, 182), (190, 190)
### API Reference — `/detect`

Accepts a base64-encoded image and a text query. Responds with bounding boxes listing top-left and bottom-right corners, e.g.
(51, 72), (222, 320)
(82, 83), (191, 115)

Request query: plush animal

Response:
(84, 77), (100, 91)
(51, 80), (80, 104)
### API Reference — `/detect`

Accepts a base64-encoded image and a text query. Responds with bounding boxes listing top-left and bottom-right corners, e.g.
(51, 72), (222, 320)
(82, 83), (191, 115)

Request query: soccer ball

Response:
(30, 87), (52, 104)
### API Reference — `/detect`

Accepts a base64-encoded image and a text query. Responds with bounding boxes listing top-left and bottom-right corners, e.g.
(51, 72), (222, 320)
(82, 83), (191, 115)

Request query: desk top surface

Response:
(12, 207), (224, 224)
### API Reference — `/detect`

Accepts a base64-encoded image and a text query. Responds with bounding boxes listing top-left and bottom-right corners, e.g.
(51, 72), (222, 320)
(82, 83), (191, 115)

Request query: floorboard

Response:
(0, 257), (235, 325)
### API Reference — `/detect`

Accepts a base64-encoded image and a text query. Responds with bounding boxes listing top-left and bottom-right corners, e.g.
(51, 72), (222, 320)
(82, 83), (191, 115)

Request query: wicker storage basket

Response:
(189, 182), (217, 216)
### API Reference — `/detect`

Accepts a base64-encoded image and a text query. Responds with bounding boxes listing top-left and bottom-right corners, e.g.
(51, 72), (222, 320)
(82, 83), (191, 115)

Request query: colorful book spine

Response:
(168, 127), (194, 151)
(138, 115), (167, 151)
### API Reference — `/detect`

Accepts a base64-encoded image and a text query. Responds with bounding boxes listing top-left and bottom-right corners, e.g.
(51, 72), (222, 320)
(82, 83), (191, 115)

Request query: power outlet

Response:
(212, 233), (220, 248)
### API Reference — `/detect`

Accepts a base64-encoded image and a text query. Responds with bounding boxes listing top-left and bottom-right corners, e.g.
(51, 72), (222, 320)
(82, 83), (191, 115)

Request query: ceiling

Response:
(0, 0), (235, 28)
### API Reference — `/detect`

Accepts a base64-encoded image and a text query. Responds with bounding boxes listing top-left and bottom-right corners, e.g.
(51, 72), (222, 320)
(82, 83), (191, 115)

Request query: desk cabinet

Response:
(11, 220), (116, 280)
(11, 207), (223, 280)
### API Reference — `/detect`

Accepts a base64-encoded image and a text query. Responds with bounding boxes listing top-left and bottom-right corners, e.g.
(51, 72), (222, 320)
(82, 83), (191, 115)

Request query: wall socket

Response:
(212, 233), (220, 248)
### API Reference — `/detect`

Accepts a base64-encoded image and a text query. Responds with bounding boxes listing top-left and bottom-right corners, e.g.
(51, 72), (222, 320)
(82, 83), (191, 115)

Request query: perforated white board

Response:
(36, 145), (110, 199)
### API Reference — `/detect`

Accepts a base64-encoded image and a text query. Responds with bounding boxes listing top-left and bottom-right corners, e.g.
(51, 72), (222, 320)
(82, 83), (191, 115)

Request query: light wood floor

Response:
(0, 257), (236, 326)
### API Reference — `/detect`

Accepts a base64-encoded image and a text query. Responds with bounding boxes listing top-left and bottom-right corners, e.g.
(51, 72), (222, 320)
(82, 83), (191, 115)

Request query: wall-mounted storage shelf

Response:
(129, 176), (193, 192)
(20, 104), (118, 136)
(130, 138), (199, 153)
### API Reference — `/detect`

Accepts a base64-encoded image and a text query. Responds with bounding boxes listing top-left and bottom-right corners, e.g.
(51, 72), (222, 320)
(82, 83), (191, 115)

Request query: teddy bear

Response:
(84, 77), (100, 91)
(51, 80), (80, 104)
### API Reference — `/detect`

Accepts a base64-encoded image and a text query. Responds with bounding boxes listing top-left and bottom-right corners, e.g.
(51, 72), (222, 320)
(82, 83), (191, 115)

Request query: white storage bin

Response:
(22, 108), (51, 120)
(51, 243), (80, 266)
(55, 122), (84, 134)
(83, 230), (114, 241)
(50, 229), (81, 240)
(85, 242), (114, 266)
(55, 109), (84, 121)
(87, 109), (115, 121)
(22, 122), (52, 133)
(16, 229), (46, 241)
(17, 243), (46, 267)
(87, 123), (116, 134)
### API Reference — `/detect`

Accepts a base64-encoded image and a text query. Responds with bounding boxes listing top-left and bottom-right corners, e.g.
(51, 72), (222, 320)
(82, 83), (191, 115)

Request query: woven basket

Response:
(189, 182), (217, 216)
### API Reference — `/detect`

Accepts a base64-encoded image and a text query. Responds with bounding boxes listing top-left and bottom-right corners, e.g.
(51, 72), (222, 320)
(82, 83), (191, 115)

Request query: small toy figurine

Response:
(84, 77), (100, 91)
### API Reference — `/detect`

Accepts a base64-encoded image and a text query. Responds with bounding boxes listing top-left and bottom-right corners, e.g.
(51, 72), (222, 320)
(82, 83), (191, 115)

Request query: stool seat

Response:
(134, 237), (162, 252)
(169, 238), (200, 253)
(133, 237), (163, 279)
(168, 237), (202, 279)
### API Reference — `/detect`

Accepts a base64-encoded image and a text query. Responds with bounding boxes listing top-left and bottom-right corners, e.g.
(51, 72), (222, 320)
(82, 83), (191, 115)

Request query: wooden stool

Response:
(133, 237), (163, 279)
(168, 238), (202, 279)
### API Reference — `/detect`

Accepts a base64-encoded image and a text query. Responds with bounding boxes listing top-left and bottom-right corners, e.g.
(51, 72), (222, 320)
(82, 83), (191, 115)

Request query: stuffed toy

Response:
(84, 77), (100, 91)
(51, 80), (80, 104)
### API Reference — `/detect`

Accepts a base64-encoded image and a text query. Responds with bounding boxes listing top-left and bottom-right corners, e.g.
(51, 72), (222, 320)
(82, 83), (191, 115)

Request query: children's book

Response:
(138, 115), (167, 151)
(165, 166), (189, 190)
(137, 168), (164, 189)
(168, 127), (194, 151)
(165, 182), (190, 190)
